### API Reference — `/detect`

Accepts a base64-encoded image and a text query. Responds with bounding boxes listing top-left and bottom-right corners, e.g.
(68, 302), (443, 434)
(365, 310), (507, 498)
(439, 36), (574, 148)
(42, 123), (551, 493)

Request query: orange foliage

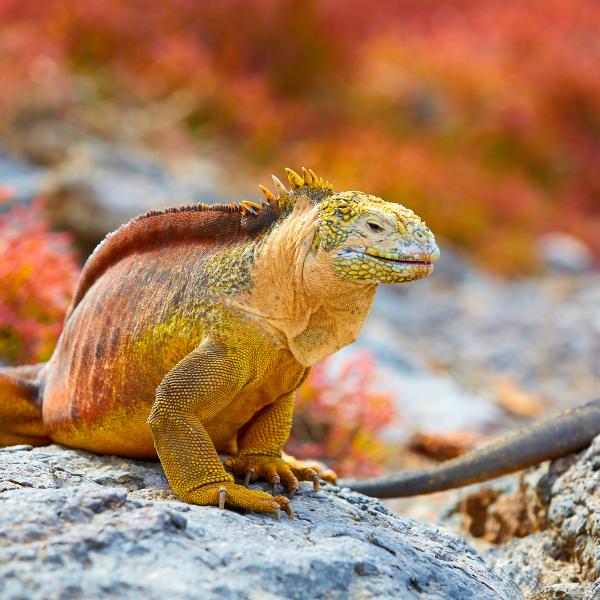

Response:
(0, 198), (80, 364)
(1, 0), (600, 272)
(289, 352), (396, 477)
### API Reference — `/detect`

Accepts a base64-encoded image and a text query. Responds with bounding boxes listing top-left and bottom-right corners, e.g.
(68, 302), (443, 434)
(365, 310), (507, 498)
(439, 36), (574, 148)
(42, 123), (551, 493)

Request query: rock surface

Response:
(0, 445), (521, 600)
(448, 437), (600, 600)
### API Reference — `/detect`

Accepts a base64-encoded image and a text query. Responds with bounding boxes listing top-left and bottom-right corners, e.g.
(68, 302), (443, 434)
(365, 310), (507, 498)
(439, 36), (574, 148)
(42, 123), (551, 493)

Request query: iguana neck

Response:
(230, 197), (377, 366)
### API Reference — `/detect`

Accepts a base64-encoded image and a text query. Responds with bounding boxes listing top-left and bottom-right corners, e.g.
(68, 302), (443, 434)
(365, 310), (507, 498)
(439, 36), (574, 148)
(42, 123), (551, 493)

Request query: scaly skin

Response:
(0, 167), (438, 517)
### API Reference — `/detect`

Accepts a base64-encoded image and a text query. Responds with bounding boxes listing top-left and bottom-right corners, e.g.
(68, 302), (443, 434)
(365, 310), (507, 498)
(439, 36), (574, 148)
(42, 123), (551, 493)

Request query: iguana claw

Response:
(280, 453), (337, 488)
(312, 472), (320, 491)
(224, 455), (300, 493)
(185, 482), (288, 516)
(272, 474), (281, 494)
(224, 454), (334, 499)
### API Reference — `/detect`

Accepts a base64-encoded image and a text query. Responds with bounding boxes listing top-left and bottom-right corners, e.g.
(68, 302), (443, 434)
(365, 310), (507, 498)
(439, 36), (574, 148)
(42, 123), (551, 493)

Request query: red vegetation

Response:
(2, 0), (600, 273)
(0, 198), (80, 364)
(289, 352), (396, 477)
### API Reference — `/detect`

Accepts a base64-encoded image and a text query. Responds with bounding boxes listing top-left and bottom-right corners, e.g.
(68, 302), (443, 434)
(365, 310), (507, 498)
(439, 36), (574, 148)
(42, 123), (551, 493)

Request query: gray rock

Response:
(537, 233), (594, 274)
(0, 445), (521, 600)
(451, 437), (600, 599)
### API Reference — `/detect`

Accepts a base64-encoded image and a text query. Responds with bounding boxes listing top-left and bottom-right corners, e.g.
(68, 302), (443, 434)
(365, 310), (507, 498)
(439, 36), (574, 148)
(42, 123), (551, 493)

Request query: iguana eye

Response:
(367, 221), (384, 233)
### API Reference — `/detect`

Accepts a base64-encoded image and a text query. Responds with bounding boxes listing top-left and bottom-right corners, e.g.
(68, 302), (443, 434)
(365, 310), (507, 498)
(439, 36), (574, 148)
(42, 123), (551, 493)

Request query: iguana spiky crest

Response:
(69, 167), (326, 314)
(257, 166), (335, 214)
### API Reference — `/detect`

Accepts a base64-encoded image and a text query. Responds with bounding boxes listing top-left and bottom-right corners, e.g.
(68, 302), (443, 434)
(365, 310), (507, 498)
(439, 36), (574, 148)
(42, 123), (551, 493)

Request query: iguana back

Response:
(44, 200), (280, 456)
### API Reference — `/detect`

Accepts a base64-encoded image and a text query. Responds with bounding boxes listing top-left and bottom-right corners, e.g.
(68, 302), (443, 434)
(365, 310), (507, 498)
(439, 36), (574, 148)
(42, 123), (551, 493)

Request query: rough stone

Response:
(537, 233), (594, 274)
(449, 437), (600, 599)
(0, 445), (521, 600)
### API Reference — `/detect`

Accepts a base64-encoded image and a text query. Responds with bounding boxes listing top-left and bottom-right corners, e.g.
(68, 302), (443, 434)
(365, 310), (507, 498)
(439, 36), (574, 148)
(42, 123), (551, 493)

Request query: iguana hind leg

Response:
(224, 392), (337, 493)
(0, 364), (50, 446)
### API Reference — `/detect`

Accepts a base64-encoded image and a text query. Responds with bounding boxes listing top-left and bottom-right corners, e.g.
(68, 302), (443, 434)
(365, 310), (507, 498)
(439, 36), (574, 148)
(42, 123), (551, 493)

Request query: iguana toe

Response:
(224, 455), (301, 494)
(281, 453), (338, 487)
(181, 481), (290, 517)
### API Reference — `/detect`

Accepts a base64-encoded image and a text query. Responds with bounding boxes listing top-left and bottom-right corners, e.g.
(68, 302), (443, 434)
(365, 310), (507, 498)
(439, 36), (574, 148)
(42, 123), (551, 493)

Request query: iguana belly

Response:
(44, 359), (303, 459)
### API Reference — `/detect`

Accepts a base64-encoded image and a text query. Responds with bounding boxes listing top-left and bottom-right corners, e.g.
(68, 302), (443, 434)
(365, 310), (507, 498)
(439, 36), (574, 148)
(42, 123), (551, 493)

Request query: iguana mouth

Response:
(364, 248), (433, 266)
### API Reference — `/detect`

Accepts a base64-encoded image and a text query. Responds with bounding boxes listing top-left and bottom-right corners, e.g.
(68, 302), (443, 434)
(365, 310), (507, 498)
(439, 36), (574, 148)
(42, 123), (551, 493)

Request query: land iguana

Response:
(1, 167), (599, 518)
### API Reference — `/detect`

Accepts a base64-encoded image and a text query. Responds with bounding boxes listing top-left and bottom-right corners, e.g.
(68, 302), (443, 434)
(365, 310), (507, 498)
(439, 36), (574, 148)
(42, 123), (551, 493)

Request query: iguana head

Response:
(260, 167), (439, 287)
(313, 190), (439, 284)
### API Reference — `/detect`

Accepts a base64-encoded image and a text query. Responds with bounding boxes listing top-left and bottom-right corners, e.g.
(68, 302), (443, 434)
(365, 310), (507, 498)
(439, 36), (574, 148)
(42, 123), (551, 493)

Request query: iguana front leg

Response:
(224, 391), (337, 492)
(148, 339), (290, 517)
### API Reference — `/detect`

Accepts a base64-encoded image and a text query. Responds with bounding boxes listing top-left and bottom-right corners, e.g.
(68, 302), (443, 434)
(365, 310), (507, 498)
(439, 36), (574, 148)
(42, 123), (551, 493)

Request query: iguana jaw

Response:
(239, 199), (378, 365)
(332, 243), (438, 284)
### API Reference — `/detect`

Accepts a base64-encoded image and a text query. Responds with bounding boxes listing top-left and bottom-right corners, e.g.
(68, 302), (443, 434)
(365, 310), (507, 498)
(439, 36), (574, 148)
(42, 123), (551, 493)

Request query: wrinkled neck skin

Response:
(231, 196), (377, 366)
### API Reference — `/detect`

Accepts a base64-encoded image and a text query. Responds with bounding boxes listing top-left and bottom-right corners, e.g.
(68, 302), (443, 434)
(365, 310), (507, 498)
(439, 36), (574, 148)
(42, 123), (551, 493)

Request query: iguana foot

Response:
(282, 453), (337, 491)
(224, 454), (301, 493)
(180, 481), (292, 518)
(225, 453), (337, 493)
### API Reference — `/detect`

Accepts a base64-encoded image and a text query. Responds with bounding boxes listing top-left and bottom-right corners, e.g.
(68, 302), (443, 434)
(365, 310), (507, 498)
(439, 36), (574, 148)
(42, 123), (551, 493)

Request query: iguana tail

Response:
(0, 363), (50, 446)
(340, 399), (600, 498)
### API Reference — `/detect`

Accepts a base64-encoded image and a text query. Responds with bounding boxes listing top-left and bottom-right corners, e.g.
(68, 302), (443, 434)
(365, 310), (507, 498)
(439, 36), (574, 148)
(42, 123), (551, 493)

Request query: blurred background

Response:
(2, 0), (600, 521)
